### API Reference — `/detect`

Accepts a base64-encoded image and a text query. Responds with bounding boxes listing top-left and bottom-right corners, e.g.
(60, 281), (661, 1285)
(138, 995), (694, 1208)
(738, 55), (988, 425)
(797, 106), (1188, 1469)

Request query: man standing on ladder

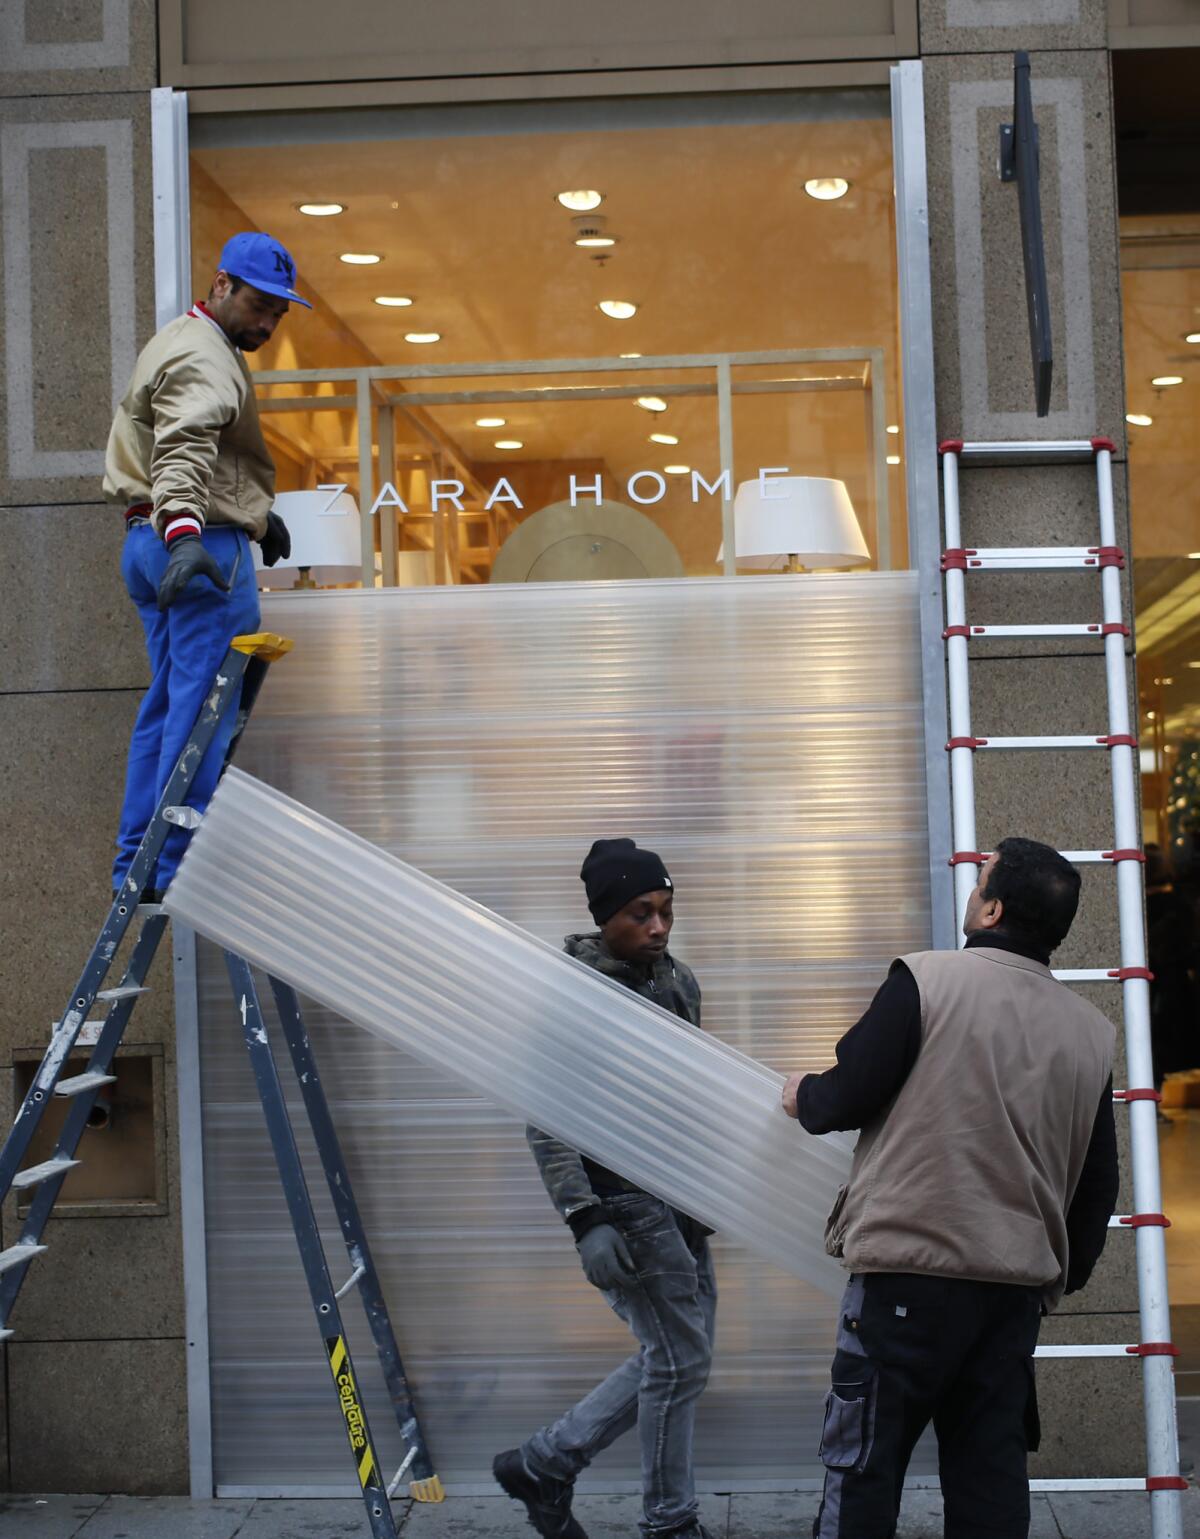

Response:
(103, 231), (311, 901)
(782, 838), (1120, 1539)
(495, 838), (716, 1539)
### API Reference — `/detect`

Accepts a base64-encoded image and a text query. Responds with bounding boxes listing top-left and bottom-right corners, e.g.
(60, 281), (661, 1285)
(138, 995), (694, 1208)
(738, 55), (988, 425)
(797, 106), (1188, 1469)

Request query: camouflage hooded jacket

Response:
(526, 932), (703, 1243)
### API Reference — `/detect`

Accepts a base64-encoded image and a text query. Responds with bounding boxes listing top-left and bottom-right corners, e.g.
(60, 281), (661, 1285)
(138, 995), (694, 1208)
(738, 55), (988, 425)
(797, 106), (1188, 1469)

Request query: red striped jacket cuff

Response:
(163, 514), (203, 545)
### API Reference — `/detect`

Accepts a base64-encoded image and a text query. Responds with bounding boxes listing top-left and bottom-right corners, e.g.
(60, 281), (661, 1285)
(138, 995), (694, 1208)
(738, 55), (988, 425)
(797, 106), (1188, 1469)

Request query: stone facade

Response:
(0, 0), (1155, 1494)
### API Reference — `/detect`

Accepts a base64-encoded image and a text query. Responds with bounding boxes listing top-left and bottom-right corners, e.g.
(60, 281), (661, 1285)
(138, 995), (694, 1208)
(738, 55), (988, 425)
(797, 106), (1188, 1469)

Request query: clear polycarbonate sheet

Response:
(189, 575), (932, 1493)
(170, 765), (856, 1287)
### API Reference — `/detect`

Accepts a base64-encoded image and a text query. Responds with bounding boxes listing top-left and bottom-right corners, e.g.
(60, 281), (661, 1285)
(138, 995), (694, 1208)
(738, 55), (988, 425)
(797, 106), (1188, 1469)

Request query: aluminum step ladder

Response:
(0, 632), (441, 1536)
(939, 437), (1186, 1538)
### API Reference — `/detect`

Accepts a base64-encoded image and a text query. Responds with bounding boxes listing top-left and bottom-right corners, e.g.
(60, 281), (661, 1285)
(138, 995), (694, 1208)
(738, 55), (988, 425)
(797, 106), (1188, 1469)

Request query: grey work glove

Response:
(157, 535), (231, 610)
(259, 510), (291, 567)
(576, 1222), (636, 1292)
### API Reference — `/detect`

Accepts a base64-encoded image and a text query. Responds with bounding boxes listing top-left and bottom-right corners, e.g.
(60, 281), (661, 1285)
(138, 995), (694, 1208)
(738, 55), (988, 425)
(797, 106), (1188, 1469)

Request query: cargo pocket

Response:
(818, 1366), (876, 1473)
(1022, 1360), (1041, 1453)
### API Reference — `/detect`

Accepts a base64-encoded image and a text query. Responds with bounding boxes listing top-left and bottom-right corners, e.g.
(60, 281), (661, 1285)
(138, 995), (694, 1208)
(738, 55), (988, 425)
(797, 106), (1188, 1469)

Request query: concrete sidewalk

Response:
(2, 1487), (1197, 1538)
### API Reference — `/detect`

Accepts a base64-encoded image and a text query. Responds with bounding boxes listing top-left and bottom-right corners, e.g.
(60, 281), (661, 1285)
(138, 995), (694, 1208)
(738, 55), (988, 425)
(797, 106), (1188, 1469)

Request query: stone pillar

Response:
(0, 1), (188, 1493)
(920, 1), (1141, 1476)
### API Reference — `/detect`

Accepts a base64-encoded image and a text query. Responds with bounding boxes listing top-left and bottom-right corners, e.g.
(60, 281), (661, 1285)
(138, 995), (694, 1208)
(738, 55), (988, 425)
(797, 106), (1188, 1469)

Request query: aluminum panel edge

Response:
(892, 60), (955, 950)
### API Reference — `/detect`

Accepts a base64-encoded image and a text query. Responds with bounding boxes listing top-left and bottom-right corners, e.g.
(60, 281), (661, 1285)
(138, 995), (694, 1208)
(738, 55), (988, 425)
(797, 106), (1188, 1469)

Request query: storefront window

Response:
(190, 92), (906, 584)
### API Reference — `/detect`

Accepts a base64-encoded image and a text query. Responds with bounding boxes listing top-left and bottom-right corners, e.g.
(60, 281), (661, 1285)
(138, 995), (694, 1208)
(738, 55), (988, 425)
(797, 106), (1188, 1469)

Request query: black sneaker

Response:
(493, 1449), (588, 1538)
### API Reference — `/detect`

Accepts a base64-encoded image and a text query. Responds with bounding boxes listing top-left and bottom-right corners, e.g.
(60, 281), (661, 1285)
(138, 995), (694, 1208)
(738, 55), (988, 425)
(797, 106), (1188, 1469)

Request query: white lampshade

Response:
(253, 489), (362, 587)
(724, 476), (869, 570)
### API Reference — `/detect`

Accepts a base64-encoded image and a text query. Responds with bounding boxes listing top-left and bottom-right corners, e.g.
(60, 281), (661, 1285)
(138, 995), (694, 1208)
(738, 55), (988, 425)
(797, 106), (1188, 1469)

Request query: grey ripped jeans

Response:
(524, 1193), (717, 1537)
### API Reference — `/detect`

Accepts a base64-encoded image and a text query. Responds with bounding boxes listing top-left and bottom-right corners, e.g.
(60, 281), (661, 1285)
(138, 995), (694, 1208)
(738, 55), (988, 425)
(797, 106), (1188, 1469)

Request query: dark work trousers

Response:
(813, 1272), (1043, 1539)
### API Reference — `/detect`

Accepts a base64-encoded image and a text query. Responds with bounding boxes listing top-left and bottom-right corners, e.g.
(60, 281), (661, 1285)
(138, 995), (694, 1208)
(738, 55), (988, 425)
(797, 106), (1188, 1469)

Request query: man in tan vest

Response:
(782, 837), (1118, 1539)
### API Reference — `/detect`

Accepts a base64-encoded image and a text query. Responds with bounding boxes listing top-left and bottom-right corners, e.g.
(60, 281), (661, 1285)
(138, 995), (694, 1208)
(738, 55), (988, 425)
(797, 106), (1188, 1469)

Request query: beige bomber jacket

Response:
(103, 307), (274, 540)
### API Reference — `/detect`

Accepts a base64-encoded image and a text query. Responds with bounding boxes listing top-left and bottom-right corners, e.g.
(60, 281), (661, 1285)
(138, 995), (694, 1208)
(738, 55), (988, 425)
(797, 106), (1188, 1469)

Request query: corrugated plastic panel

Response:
(188, 575), (932, 1493)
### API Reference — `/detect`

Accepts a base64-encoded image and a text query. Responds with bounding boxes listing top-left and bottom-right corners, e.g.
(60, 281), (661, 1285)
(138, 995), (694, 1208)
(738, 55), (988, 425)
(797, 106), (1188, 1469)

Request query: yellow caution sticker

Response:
(325, 1334), (377, 1488)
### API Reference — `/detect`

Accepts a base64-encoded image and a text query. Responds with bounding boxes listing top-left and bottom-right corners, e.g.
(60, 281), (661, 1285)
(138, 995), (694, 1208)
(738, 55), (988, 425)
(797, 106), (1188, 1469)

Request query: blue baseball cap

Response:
(217, 231), (312, 308)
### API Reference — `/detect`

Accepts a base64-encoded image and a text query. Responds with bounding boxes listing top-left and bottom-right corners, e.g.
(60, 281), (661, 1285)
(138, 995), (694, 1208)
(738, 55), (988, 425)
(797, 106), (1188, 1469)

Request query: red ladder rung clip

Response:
(946, 736), (987, 751)
(1146, 1476), (1190, 1492)
(1091, 437), (1117, 454)
(939, 439), (965, 455)
(1102, 849), (1145, 863)
(1108, 966), (1155, 982)
(1113, 1088), (1163, 1103)
(1101, 623), (1131, 636)
(1126, 1342), (1179, 1357)
(1119, 1213), (1172, 1230)
(1086, 545), (1126, 569)
(943, 625), (971, 639)
(1097, 734), (1138, 749)
(941, 548), (977, 571)
(948, 851), (990, 867)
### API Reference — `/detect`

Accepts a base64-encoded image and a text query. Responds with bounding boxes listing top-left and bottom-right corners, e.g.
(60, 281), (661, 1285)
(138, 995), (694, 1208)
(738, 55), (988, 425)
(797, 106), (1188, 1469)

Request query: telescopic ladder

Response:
(940, 437), (1186, 1539)
(0, 633), (441, 1537)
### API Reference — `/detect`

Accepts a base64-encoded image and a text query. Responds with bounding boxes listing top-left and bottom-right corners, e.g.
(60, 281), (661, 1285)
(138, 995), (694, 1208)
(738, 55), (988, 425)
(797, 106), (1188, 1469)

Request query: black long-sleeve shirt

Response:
(796, 932), (1120, 1295)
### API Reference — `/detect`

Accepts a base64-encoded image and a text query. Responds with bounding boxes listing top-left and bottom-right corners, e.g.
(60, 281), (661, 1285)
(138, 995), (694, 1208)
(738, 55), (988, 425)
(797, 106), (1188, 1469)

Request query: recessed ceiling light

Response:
(374, 295), (413, 307)
(804, 177), (850, 201)
(649, 432), (679, 445)
(886, 454), (901, 465)
(576, 235), (616, 248)
(886, 423), (900, 435)
(1152, 375), (1184, 387)
(1126, 413), (1153, 427)
(664, 465), (691, 475)
(1190, 552), (1200, 560)
(475, 417), (506, 428)
(1185, 333), (1200, 344)
(340, 252), (381, 265)
(620, 352), (643, 359)
(636, 396), (668, 413)
(494, 439), (523, 450)
(557, 190), (603, 211)
(297, 202), (344, 216)
(598, 300), (638, 320)
(404, 332), (440, 344)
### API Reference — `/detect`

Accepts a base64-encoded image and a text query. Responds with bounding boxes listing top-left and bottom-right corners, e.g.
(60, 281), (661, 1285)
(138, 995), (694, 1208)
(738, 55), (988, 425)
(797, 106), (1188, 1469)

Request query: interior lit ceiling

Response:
(190, 112), (905, 565)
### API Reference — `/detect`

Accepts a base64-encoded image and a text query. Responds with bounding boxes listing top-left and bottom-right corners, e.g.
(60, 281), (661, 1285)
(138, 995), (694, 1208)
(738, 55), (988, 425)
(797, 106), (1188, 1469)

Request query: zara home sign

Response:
(364, 466), (794, 515)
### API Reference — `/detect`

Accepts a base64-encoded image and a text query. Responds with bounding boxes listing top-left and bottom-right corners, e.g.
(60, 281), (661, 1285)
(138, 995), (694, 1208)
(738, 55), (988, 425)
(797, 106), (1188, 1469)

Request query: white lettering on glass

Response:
(759, 466), (790, 500)
(369, 482), (409, 514)
(570, 473), (604, 507)
(690, 469), (731, 504)
(627, 470), (667, 505)
(431, 479), (465, 512)
(485, 478), (524, 511)
(317, 482), (349, 514)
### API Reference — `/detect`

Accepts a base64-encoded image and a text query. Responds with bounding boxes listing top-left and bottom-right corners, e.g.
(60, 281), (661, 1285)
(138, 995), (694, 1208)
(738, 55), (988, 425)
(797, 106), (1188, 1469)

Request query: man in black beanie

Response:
(494, 838), (715, 1539)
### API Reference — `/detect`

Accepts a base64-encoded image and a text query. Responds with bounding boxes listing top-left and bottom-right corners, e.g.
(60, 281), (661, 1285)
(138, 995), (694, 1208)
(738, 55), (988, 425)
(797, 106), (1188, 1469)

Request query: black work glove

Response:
(157, 536), (231, 610)
(259, 510), (292, 567)
(576, 1222), (636, 1292)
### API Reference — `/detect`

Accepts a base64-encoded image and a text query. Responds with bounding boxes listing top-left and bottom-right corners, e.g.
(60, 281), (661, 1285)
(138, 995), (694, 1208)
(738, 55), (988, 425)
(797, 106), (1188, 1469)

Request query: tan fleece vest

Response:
(824, 946), (1114, 1309)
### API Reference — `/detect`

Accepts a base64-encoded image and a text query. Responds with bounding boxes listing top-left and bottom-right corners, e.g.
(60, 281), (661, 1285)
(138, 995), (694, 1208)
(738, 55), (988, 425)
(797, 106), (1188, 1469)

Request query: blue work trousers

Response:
(525, 1194), (717, 1537)
(113, 523), (261, 892)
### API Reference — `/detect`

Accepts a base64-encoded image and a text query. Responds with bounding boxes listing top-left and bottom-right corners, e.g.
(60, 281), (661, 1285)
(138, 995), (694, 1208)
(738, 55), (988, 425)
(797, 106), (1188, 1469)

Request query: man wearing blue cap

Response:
(104, 232), (312, 900)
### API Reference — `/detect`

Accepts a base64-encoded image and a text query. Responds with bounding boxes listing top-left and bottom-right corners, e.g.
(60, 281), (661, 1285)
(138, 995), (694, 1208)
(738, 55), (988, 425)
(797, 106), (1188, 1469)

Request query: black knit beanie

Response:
(581, 838), (673, 924)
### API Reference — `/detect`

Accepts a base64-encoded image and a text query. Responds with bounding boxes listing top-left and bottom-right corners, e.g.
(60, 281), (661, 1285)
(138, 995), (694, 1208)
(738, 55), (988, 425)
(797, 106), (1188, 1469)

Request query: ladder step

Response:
(54, 1071), (116, 1098)
(974, 735), (1116, 751)
(949, 440), (1104, 465)
(96, 984), (148, 1002)
(957, 546), (1106, 569)
(1034, 1344), (1133, 1358)
(0, 1243), (47, 1275)
(11, 1156), (80, 1191)
(957, 624), (1105, 638)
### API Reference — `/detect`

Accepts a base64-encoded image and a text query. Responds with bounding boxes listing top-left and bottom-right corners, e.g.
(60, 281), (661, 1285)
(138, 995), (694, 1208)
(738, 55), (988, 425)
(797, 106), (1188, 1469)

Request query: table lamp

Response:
(253, 488), (363, 588)
(723, 476), (870, 572)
